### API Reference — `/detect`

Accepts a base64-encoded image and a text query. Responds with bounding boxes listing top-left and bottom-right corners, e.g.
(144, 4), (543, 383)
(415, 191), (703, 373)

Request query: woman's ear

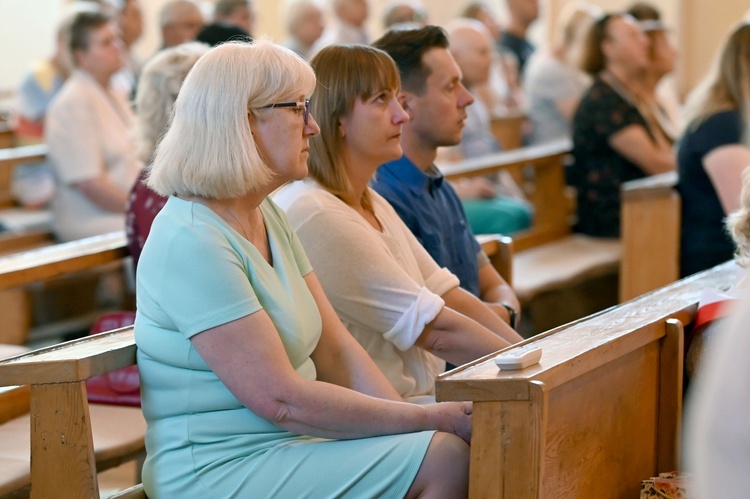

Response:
(247, 110), (258, 134)
(338, 115), (347, 138)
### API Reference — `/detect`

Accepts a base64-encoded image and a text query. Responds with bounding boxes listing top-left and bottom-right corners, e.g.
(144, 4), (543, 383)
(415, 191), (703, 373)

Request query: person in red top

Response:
(125, 42), (209, 267)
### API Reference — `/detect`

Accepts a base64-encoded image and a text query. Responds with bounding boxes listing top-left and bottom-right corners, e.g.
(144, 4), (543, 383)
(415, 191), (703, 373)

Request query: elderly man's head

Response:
(214, 0), (255, 34)
(333, 0), (368, 27)
(447, 19), (494, 88)
(160, 0), (204, 48)
(286, 0), (325, 48)
(383, 1), (427, 29)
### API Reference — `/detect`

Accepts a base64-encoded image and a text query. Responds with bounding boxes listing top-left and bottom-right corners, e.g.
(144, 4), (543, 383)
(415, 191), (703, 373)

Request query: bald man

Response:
(382, 0), (427, 29)
(283, 0), (325, 60)
(447, 19), (500, 158)
(160, 0), (204, 48)
(311, 0), (369, 53)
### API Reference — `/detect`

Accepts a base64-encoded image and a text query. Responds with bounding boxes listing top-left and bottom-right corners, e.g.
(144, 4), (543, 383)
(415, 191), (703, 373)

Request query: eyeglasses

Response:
(259, 99), (310, 126)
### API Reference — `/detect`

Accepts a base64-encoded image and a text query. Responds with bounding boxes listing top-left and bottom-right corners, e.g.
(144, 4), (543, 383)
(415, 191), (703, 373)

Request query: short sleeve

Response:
(142, 223), (262, 339)
(691, 111), (743, 156)
(575, 79), (648, 141)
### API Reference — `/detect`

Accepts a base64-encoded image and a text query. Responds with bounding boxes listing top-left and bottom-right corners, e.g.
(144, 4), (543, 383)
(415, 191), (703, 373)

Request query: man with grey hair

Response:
(159, 0), (204, 48)
(311, 0), (369, 53)
(197, 0), (254, 46)
(500, 0), (539, 77)
(282, 0), (325, 60)
(382, 0), (427, 30)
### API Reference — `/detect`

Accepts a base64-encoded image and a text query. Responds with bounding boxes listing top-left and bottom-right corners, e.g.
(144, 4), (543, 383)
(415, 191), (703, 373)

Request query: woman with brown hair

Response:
(570, 12), (675, 237)
(274, 44), (521, 405)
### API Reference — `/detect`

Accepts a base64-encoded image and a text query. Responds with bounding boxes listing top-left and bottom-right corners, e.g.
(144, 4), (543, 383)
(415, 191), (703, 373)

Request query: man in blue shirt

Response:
(372, 26), (520, 328)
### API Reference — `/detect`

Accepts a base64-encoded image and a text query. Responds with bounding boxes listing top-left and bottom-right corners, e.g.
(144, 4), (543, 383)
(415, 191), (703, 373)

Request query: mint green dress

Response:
(135, 197), (434, 498)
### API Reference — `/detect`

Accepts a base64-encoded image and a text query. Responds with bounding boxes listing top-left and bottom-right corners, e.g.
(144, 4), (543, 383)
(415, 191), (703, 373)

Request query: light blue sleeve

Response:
(142, 222), (262, 339)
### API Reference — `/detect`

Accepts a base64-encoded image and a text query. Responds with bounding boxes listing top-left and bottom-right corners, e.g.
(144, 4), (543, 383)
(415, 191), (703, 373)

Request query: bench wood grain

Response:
(437, 260), (742, 498)
(620, 171), (680, 302)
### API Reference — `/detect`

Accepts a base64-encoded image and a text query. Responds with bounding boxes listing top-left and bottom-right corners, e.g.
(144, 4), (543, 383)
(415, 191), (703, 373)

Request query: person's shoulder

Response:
(702, 109), (742, 128)
(272, 180), (342, 227)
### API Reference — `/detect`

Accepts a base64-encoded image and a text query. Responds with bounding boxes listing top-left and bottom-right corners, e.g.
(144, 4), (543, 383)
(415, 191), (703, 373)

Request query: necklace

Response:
(224, 206), (250, 241)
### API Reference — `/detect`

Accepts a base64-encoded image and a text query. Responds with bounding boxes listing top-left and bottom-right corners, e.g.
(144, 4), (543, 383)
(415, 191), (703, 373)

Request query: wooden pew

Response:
(0, 144), (48, 209)
(436, 260), (742, 498)
(0, 231), (129, 345)
(0, 328), (145, 499)
(620, 171), (680, 302)
(0, 122), (16, 149)
(441, 140), (572, 252)
(478, 234), (513, 286)
(490, 111), (526, 151)
(0, 231), (143, 497)
(0, 145), (53, 257)
(441, 140), (622, 332)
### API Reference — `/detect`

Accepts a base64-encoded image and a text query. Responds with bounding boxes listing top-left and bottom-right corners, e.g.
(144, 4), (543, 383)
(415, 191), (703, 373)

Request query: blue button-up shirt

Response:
(372, 155), (482, 297)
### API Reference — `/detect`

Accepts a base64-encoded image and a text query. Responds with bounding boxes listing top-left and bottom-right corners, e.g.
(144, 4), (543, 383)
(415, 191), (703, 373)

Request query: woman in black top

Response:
(570, 13), (675, 237)
(677, 23), (750, 276)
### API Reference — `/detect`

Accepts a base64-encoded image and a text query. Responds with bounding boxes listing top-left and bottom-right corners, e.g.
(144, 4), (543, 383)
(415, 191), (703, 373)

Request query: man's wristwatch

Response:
(501, 303), (518, 329)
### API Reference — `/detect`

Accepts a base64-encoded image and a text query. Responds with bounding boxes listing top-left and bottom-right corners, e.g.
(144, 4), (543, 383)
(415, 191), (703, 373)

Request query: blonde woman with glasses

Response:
(136, 40), (472, 498)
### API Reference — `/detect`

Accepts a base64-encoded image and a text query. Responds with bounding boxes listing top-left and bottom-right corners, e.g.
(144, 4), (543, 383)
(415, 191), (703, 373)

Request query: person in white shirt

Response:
(311, 0), (369, 54)
(46, 8), (141, 241)
(274, 44), (522, 403)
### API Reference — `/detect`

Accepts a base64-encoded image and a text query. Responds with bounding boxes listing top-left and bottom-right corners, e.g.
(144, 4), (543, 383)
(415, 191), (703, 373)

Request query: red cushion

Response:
(86, 312), (140, 407)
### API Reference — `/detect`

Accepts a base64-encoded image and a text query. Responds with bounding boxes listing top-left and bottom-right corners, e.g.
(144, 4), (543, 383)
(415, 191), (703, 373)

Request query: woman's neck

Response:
(603, 65), (645, 99)
(342, 153), (379, 207)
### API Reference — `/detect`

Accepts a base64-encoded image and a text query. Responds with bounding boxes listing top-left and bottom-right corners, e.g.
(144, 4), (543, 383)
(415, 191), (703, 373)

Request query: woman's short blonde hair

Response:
(727, 167), (750, 267)
(147, 39), (316, 199)
(135, 42), (209, 162)
(308, 44), (400, 210)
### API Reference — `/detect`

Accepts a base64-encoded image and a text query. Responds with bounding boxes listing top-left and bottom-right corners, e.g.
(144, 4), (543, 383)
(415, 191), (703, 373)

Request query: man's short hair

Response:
(372, 25), (449, 95)
(69, 8), (112, 55)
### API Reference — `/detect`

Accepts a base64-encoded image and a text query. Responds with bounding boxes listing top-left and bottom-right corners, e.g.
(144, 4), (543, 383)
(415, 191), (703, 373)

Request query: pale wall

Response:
(0, 0), (747, 106)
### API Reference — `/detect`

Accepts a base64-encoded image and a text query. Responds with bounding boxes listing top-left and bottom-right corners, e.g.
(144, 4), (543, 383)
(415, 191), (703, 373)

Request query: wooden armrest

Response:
(621, 171), (678, 201)
(477, 234), (514, 286)
(0, 327), (136, 387)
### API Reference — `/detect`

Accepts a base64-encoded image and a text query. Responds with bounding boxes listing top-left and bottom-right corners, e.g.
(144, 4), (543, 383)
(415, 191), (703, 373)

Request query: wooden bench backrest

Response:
(0, 123), (16, 149)
(0, 144), (48, 209)
(0, 230), (128, 291)
(441, 140), (572, 252)
(620, 171), (680, 302)
(0, 145), (53, 255)
(0, 327), (140, 498)
(436, 260), (742, 498)
(490, 112), (526, 151)
(478, 234), (513, 286)
(0, 230), (128, 345)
